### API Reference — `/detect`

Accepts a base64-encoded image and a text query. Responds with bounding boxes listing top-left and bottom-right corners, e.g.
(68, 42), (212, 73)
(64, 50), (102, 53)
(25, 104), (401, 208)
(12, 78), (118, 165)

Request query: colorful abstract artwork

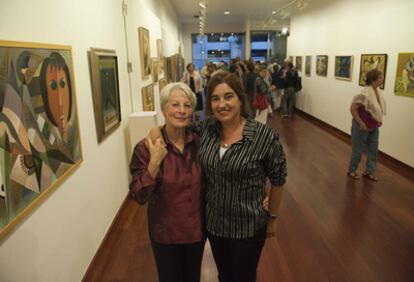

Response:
(334, 56), (353, 81)
(316, 55), (328, 76)
(89, 48), (121, 143)
(138, 27), (152, 79)
(394, 53), (414, 98)
(142, 84), (154, 111)
(359, 54), (387, 89)
(0, 41), (82, 239)
(305, 56), (311, 76)
(296, 56), (302, 72)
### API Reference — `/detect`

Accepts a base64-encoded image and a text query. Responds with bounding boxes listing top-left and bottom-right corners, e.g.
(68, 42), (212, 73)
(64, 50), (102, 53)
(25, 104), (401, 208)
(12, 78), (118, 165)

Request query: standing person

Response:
(254, 64), (272, 123)
(244, 61), (257, 117)
(129, 83), (205, 282)
(281, 60), (298, 118)
(271, 62), (286, 112)
(182, 63), (203, 121)
(347, 69), (386, 181)
(200, 72), (287, 282)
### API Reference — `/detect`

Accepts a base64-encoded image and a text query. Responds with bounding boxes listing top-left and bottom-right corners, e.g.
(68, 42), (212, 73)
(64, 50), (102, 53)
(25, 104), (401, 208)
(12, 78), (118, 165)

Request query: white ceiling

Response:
(168, 0), (312, 25)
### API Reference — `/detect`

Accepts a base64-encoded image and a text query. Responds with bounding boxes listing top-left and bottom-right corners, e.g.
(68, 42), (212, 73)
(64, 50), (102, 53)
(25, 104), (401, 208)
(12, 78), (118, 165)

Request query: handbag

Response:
(252, 93), (269, 110)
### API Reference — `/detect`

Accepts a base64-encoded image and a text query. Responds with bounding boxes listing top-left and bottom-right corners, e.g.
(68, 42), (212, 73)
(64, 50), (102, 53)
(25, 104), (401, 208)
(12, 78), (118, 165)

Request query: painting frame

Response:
(334, 55), (354, 81)
(156, 39), (163, 74)
(138, 27), (152, 79)
(316, 55), (328, 77)
(142, 84), (155, 111)
(394, 52), (414, 98)
(89, 48), (121, 143)
(296, 56), (302, 72)
(305, 56), (312, 76)
(152, 57), (159, 83)
(158, 78), (167, 96)
(0, 40), (83, 240)
(359, 54), (387, 89)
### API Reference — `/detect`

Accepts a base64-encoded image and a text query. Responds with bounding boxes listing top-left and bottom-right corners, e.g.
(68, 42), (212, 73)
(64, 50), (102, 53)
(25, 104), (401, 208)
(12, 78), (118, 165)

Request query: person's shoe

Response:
(362, 171), (378, 181)
(347, 171), (361, 180)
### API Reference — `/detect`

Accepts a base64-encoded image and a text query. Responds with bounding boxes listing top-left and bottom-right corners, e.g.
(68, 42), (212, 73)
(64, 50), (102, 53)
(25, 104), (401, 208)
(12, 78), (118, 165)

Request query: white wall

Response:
(0, 0), (181, 281)
(289, 0), (414, 167)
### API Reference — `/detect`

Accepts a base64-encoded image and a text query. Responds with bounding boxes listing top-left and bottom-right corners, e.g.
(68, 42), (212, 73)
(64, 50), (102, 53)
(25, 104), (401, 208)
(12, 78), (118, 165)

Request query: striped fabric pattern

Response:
(196, 118), (287, 239)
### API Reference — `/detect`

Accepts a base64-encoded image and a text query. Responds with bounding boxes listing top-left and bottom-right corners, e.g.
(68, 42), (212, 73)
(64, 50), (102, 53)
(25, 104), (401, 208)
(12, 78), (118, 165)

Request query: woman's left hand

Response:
(267, 219), (277, 238)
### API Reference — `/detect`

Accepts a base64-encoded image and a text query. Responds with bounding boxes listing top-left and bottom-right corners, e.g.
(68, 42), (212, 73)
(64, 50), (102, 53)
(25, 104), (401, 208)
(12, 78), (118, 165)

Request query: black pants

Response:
(207, 226), (267, 282)
(151, 239), (206, 282)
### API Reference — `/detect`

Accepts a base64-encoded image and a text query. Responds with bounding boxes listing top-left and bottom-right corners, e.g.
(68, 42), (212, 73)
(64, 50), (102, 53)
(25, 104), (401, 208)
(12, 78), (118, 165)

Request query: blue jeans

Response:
(348, 119), (380, 174)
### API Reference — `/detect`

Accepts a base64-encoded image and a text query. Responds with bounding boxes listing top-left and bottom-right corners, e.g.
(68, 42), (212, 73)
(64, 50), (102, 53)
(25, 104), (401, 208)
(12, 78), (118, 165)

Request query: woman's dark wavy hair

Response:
(205, 71), (250, 118)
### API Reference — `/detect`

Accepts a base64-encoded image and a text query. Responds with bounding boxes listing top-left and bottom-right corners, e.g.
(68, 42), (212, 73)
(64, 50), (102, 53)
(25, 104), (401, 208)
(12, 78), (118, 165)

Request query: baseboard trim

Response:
(295, 109), (414, 182)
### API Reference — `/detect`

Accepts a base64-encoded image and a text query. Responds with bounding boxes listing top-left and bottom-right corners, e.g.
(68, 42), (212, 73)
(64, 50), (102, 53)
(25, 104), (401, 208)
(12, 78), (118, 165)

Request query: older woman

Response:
(129, 83), (204, 282)
(198, 72), (287, 282)
(348, 69), (386, 181)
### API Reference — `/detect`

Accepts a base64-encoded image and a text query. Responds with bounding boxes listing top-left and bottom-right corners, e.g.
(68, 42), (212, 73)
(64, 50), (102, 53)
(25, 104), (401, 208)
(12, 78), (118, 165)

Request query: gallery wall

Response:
(289, 0), (414, 167)
(0, 0), (182, 281)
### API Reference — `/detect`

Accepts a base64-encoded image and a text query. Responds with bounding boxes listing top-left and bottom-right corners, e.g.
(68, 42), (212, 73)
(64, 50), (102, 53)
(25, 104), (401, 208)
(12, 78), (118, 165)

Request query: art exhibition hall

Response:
(0, 0), (413, 281)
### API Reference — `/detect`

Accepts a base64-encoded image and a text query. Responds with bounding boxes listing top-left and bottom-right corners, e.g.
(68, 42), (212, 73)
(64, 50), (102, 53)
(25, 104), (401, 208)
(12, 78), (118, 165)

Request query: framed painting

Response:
(138, 27), (152, 79)
(305, 56), (312, 76)
(0, 40), (82, 239)
(159, 78), (167, 94)
(152, 57), (158, 83)
(359, 54), (387, 89)
(394, 53), (414, 98)
(142, 84), (154, 111)
(288, 56), (293, 62)
(334, 56), (354, 81)
(89, 48), (121, 143)
(316, 55), (328, 76)
(296, 56), (302, 72)
(156, 39), (163, 74)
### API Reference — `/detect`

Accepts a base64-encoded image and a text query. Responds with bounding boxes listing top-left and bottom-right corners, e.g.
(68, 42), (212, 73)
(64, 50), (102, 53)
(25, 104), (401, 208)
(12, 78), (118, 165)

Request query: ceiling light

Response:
(224, 11), (230, 15)
(199, 2), (206, 9)
(272, 11), (276, 15)
(282, 27), (288, 35)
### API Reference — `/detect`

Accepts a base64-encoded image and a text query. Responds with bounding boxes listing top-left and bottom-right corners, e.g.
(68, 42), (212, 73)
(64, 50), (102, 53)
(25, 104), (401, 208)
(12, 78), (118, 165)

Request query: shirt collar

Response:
(211, 117), (256, 142)
(161, 125), (196, 146)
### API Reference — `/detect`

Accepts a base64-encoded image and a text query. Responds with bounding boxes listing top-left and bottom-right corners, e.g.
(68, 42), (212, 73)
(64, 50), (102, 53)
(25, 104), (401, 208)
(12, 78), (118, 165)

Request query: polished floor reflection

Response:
(83, 113), (414, 282)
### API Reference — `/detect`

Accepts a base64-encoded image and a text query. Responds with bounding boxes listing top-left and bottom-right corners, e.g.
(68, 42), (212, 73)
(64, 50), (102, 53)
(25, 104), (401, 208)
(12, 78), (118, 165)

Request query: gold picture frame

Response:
(89, 48), (121, 143)
(152, 57), (159, 83)
(156, 39), (163, 74)
(138, 27), (152, 79)
(0, 40), (83, 240)
(142, 84), (155, 111)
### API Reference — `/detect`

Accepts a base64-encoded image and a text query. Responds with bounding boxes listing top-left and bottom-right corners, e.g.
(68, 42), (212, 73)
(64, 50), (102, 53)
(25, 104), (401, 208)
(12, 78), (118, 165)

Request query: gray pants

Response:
(282, 87), (296, 116)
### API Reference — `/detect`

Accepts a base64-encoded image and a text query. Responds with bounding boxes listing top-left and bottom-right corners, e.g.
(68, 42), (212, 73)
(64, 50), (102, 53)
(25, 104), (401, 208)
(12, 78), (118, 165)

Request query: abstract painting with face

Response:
(0, 41), (82, 239)
(394, 53), (414, 98)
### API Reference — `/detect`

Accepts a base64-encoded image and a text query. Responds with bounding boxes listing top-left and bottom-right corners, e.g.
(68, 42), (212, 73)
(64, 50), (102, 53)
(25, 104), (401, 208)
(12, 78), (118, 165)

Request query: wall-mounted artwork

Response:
(296, 56), (302, 72)
(152, 58), (158, 83)
(288, 56), (293, 62)
(305, 56), (311, 76)
(159, 78), (167, 94)
(334, 56), (353, 81)
(156, 39), (163, 74)
(142, 84), (154, 111)
(359, 54), (387, 89)
(89, 48), (121, 143)
(138, 27), (152, 79)
(316, 55), (328, 76)
(394, 53), (414, 98)
(0, 40), (82, 239)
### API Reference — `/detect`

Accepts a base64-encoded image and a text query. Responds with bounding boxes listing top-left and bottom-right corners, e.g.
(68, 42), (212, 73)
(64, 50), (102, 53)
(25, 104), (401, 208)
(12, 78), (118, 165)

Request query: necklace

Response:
(222, 143), (230, 148)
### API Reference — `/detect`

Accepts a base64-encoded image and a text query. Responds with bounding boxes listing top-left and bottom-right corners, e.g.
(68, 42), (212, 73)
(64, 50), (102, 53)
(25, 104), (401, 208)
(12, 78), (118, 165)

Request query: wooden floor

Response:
(83, 113), (414, 282)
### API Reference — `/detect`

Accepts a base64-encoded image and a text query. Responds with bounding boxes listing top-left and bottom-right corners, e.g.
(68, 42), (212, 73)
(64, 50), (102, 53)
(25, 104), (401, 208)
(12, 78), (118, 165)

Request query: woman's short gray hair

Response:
(160, 82), (197, 110)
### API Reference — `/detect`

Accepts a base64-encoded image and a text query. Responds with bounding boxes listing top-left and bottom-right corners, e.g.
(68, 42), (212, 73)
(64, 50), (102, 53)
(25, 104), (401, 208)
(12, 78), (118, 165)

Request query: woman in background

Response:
(347, 69), (386, 181)
(182, 63), (204, 121)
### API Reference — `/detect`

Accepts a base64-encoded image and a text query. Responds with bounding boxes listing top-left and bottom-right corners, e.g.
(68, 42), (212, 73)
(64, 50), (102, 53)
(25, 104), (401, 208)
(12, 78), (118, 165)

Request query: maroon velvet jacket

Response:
(129, 129), (203, 244)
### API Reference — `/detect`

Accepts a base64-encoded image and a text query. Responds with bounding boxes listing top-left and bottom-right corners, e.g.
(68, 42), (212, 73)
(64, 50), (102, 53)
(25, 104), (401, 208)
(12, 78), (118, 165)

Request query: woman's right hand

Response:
(147, 137), (168, 165)
(359, 122), (368, 131)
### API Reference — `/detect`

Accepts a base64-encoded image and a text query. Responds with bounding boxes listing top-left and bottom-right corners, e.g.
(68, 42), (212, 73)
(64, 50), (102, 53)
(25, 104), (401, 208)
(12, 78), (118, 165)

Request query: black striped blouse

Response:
(195, 117), (287, 239)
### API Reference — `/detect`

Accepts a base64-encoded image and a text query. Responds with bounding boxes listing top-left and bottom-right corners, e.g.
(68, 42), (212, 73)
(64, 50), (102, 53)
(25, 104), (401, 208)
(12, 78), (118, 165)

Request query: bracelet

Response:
(268, 213), (278, 219)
